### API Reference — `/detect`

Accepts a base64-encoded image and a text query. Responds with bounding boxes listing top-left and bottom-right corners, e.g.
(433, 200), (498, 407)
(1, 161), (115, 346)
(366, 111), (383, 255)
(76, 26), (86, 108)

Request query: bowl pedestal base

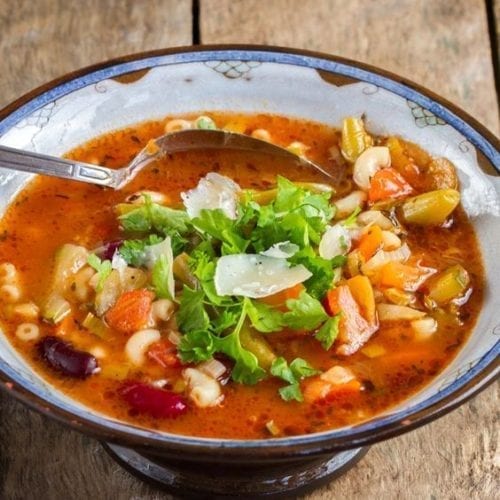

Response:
(102, 442), (369, 498)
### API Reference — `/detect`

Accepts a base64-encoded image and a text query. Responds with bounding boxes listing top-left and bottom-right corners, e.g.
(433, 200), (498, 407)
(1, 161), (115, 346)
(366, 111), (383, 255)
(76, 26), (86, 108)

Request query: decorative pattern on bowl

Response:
(0, 47), (498, 457)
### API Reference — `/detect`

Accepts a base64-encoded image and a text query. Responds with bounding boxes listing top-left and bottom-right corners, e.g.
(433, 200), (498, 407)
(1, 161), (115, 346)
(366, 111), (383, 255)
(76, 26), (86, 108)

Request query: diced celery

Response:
(42, 294), (71, 323)
(401, 189), (460, 226)
(240, 325), (276, 369)
(82, 312), (109, 339)
(427, 265), (470, 305)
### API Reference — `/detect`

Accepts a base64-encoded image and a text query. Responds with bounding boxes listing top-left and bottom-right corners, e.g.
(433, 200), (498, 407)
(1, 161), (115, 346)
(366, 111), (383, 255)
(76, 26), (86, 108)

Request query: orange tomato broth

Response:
(0, 113), (483, 439)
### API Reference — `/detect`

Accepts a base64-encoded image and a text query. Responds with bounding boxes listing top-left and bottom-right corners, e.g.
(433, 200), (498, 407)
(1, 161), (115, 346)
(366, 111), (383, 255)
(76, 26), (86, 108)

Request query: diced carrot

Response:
(260, 283), (305, 309)
(368, 167), (413, 202)
(325, 285), (378, 355)
(148, 340), (182, 368)
(346, 275), (377, 324)
(105, 289), (154, 335)
(357, 225), (383, 261)
(377, 262), (429, 291)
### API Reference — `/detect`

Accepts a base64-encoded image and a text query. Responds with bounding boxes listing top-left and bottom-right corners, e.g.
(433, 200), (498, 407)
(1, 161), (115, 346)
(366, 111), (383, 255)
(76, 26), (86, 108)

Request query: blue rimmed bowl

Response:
(0, 46), (498, 498)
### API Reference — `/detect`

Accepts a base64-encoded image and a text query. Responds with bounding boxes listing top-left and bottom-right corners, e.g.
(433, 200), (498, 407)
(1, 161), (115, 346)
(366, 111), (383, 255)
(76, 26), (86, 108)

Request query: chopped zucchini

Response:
(401, 189), (460, 226)
(340, 117), (373, 163)
(427, 265), (470, 305)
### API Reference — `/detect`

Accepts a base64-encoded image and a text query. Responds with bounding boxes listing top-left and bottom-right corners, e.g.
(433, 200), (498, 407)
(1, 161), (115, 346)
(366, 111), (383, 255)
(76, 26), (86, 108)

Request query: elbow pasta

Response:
(15, 322), (40, 341)
(125, 329), (161, 366)
(0, 284), (21, 303)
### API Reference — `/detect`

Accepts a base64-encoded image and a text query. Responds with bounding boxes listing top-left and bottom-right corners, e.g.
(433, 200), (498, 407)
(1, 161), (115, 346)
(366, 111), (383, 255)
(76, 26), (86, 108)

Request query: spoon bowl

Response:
(0, 129), (333, 189)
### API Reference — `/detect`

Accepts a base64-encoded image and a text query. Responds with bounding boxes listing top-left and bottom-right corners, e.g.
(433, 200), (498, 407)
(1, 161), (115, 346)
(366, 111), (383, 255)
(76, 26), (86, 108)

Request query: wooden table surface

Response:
(0, 1), (498, 498)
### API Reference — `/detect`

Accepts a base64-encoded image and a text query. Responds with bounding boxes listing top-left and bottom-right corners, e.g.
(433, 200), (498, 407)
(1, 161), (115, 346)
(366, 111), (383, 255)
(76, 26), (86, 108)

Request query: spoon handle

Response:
(0, 145), (119, 187)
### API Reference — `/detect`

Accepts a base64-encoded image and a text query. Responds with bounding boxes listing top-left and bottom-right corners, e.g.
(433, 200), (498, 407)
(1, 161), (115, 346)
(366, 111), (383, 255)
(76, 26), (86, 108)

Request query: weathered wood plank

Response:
(200, 0), (499, 134)
(0, 0), (192, 109)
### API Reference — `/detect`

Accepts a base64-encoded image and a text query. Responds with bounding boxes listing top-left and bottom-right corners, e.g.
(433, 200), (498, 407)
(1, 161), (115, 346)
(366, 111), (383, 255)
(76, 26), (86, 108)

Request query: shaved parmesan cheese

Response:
(260, 241), (299, 259)
(181, 173), (241, 220)
(214, 254), (312, 298)
(319, 224), (352, 259)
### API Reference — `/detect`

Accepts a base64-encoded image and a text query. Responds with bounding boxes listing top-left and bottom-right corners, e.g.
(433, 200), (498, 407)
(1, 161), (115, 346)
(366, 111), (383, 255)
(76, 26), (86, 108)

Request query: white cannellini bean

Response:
(15, 322), (40, 341)
(320, 366), (356, 385)
(125, 329), (161, 366)
(353, 146), (391, 190)
(381, 231), (402, 250)
(183, 367), (223, 408)
(0, 262), (17, 283)
(357, 210), (394, 230)
(12, 302), (39, 320)
(165, 119), (192, 133)
(334, 191), (367, 219)
(251, 129), (271, 142)
(0, 284), (21, 303)
(151, 299), (175, 322)
(411, 317), (438, 340)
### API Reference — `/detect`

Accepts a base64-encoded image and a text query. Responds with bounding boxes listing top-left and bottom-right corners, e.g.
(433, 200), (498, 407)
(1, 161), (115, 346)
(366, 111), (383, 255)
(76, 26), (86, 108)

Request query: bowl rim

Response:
(0, 44), (498, 459)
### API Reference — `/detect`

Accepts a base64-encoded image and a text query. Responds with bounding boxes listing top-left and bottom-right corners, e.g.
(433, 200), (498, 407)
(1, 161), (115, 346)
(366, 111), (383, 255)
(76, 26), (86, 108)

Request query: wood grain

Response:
(0, 0), (192, 108)
(200, 0), (499, 135)
(0, 0), (499, 499)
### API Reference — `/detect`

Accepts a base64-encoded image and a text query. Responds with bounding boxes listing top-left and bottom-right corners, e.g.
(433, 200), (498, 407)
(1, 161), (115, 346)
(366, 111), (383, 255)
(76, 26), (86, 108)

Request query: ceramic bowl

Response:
(0, 46), (498, 498)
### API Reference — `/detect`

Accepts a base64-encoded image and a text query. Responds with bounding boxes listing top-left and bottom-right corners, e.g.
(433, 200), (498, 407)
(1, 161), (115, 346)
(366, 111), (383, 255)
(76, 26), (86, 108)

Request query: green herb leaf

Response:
(270, 356), (319, 402)
(289, 247), (337, 299)
(87, 254), (112, 292)
(119, 196), (190, 235)
(178, 330), (216, 363)
(192, 208), (248, 254)
(283, 291), (328, 330)
(278, 383), (303, 402)
(245, 299), (284, 333)
(315, 314), (341, 350)
(177, 286), (210, 333)
(213, 301), (266, 385)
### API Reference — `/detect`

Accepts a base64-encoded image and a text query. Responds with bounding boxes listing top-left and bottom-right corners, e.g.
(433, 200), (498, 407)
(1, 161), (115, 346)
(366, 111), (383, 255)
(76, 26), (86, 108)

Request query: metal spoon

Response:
(0, 129), (333, 189)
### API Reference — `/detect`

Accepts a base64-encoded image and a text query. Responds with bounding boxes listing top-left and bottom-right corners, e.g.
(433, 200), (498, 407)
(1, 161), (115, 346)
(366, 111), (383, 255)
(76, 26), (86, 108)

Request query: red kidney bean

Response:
(119, 382), (188, 418)
(38, 336), (98, 379)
